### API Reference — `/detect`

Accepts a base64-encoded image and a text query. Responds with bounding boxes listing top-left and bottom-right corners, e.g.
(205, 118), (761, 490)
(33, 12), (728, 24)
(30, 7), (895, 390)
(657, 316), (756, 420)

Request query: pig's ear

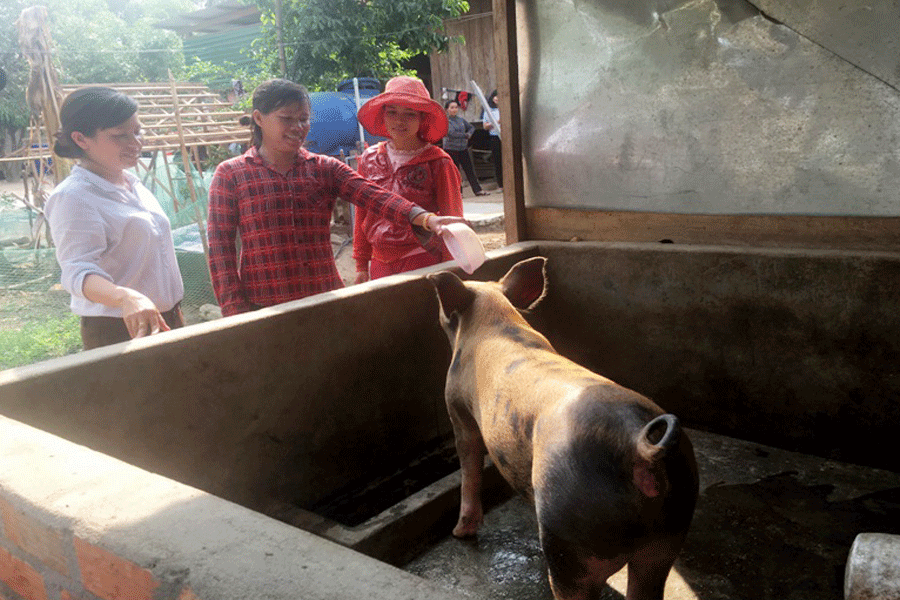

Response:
(500, 257), (547, 310)
(427, 271), (476, 320)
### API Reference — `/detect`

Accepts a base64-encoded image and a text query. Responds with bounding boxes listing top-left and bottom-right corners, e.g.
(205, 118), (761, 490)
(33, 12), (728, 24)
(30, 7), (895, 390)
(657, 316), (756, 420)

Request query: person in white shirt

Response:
(481, 89), (502, 190)
(46, 87), (184, 350)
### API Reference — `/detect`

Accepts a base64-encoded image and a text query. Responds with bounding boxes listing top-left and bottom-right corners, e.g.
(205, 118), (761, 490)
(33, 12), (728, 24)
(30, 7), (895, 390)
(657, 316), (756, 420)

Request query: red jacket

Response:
(354, 142), (463, 271)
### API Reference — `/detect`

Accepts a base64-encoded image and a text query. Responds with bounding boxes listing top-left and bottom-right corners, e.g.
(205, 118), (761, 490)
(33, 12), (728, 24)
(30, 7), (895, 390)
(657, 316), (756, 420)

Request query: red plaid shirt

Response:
(207, 146), (422, 316)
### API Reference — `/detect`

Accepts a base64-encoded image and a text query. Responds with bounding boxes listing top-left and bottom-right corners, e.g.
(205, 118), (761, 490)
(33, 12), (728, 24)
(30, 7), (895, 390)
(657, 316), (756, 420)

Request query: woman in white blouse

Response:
(481, 89), (502, 190)
(46, 87), (184, 350)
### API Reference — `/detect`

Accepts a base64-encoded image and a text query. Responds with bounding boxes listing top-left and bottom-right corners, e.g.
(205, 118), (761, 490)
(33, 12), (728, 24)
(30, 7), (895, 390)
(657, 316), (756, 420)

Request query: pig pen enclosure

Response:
(4, 0), (900, 598)
(2, 242), (900, 600)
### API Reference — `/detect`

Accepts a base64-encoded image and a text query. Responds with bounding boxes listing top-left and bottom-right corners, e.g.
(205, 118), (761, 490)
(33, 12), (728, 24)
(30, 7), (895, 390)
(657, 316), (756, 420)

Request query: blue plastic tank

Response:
(304, 78), (385, 157)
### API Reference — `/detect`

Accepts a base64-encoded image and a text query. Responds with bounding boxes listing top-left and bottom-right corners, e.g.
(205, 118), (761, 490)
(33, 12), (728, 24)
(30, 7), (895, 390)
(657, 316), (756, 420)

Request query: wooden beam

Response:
(527, 207), (900, 252)
(139, 110), (246, 121)
(141, 131), (248, 144)
(493, 0), (527, 243)
(61, 83), (213, 92)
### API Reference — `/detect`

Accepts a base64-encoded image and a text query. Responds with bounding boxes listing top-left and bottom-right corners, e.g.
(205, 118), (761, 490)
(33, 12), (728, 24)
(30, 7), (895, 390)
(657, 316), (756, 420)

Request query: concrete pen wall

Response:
(0, 414), (472, 600)
(531, 242), (900, 471)
(0, 247), (538, 519)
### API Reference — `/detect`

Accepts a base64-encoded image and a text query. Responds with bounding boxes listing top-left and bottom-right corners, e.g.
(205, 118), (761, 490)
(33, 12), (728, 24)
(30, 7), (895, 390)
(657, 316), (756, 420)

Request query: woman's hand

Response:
(120, 290), (170, 338)
(423, 214), (469, 236)
(82, 275), (170, 339)
(354, 271), (371, 284)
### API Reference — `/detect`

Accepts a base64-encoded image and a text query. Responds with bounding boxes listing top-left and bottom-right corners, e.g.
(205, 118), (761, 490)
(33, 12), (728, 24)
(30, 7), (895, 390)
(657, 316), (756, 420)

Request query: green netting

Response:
(0, 247), (60, 291)
(0, 156), (219, 329)
(142, 154), (213, 230)
(0, 207), (34, 241)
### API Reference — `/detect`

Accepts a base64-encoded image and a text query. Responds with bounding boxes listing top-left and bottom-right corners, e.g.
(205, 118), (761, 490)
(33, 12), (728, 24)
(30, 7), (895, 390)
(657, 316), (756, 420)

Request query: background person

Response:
(482, 89), (502, 190)
(46, 87), (185, 350)
(442, 99), (487, 196)
(207, 78), (464, 316)
(353, 76), (464, 282)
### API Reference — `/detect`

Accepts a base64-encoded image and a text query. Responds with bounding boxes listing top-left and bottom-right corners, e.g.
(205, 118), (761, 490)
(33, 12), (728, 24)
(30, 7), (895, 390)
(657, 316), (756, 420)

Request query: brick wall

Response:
(0, 415), (467, 600)
(0, 496), (199, 600)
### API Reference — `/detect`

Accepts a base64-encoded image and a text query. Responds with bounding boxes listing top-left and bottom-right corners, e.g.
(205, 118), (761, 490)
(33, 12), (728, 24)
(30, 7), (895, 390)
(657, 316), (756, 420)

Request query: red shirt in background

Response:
(353, 142), (463, 273)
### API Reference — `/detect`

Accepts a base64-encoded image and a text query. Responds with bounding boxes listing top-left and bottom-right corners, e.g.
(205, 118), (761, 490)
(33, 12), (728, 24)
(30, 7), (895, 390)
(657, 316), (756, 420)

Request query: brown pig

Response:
(427, 257), (698, 600)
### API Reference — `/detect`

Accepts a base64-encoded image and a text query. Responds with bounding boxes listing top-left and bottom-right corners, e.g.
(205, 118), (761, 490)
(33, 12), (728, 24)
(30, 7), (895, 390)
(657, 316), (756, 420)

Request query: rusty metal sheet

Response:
(521, 0), (900, 216)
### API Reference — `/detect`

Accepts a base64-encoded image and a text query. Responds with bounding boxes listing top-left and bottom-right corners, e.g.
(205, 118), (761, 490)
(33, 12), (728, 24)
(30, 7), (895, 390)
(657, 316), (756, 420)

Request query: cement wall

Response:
(0, 249), (535, 518)
(531, 242), (900, 471)
(0, 415), (470, 600)
(2, 241), (895, 495)
(1, 242), (898, 595)
(519, 0), (900, 217)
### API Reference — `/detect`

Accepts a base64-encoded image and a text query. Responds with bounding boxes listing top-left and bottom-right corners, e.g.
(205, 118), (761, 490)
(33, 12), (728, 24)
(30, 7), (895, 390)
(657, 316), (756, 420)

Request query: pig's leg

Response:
(624, 536), (683, 600)
(448, 403), (487, 537)
(541, 528), (626, 600)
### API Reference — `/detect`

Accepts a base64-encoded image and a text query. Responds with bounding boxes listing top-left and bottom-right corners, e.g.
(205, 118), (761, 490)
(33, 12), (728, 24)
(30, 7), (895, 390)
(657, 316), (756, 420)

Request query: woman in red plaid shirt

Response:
(352, 76), (464, 282)
(207, 79), (464, 316)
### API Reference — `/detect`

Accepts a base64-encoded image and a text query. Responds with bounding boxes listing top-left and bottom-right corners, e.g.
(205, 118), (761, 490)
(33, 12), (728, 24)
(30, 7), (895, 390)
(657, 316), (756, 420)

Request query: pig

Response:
(427, 257), (699, 600)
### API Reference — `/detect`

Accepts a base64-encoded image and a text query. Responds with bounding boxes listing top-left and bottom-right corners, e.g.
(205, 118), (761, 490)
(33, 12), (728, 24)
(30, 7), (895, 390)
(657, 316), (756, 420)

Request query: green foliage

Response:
(0, 0), (191, 98)
(255, 0), (470, 91)
(0, 311), (81, 369)
(43, 0), (190, 84)
(0, 0), (194, 131)
(0, 192), (19, 209)
(182, 57), (276, 111)
(0, 0), (29, 129)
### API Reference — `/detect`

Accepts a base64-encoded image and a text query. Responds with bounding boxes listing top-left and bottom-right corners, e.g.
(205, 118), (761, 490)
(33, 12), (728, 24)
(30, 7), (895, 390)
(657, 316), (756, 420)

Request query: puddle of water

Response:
(406, 431), (900, 600)
(405, 496), (556, 599)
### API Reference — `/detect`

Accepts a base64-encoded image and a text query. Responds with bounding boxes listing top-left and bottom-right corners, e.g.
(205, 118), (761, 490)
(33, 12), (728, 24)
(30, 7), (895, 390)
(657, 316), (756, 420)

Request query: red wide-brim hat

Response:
(357, 76), (449, 144)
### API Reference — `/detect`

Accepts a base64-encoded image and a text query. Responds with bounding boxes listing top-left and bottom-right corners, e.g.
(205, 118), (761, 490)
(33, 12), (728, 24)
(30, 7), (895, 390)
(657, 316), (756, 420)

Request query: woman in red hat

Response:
(353, 76), (465, 282)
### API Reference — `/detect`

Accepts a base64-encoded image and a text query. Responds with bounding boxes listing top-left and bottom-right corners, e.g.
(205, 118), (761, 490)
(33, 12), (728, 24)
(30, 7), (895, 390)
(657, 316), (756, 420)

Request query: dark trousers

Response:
(489, 136), (503, 188)
(80, 303), (185, 350)
(446, 148), (483, 194)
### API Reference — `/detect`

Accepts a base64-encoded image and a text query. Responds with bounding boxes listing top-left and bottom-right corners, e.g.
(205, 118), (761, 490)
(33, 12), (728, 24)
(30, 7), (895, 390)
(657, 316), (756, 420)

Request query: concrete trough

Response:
(1, 241), (899, 599)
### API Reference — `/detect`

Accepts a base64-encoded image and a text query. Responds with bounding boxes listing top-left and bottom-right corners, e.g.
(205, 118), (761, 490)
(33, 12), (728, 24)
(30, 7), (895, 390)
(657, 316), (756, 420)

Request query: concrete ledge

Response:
(0, 415), (473, 600)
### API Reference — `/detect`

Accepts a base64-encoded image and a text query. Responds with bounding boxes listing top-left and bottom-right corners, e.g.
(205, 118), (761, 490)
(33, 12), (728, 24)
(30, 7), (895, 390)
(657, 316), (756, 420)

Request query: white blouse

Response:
(45, 165), (184, 317)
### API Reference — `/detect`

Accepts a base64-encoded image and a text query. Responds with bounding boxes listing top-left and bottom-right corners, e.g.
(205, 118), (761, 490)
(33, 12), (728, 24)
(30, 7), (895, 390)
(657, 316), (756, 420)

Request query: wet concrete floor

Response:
(403, 429), (900, 600)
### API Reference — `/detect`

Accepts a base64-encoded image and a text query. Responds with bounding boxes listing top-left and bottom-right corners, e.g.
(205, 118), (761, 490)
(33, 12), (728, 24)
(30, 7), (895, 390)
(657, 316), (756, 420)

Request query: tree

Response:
(0, 0), (193, 172)
(256, 0), (469, 91)
(0, 0), (31, 177)
(44, 0), (193, 84)
(0, 0), (192, 92)
(0, 0), (29, 131)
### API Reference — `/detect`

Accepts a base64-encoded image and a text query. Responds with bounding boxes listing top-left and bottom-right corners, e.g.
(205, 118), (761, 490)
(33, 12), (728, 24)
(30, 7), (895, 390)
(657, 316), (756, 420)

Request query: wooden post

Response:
(492, 0), (527, 243)
(168, 71), (209, 257)
(161, 150), (180, 212)
(17, 6), (68, 187)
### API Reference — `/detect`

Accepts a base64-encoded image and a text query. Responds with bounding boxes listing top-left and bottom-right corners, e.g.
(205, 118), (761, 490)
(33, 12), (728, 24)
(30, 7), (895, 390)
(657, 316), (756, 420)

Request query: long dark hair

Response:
(487, 89), (498, 109)
(250, 79), (310, 148)
(53, 87), (138, 159)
